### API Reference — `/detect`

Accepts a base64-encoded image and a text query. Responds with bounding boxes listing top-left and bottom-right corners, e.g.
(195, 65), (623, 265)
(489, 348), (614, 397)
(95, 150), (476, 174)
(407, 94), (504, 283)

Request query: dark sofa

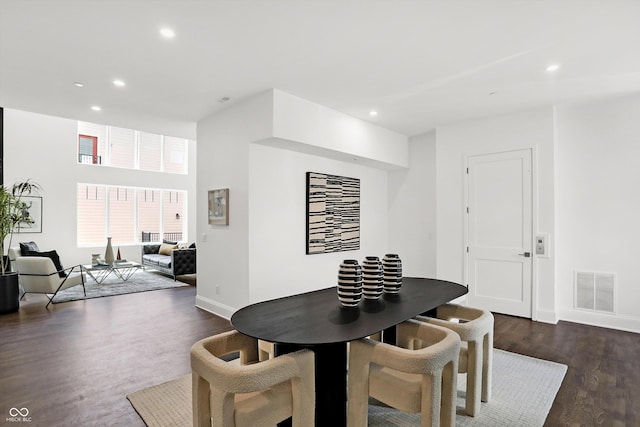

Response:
(141, 244), (196, 279)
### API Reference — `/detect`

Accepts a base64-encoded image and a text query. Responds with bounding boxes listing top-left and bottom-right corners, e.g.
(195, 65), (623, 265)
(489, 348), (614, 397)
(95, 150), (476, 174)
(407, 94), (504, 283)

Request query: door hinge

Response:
(466, 206), (469, 214)
(466, 246), (469, 253)
(466, 167), (469, 174)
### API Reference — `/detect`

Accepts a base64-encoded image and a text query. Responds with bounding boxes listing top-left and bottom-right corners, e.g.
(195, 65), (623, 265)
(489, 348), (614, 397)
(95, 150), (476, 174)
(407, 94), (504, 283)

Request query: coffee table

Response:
(82, 262), (142, 284)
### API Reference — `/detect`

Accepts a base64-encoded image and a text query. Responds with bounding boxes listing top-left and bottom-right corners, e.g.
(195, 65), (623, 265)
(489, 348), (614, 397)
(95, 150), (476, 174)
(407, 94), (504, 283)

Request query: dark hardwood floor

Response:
(0, 281), (232, 427)
(1, 284), (638, 426)
(493, 314), (639, 427)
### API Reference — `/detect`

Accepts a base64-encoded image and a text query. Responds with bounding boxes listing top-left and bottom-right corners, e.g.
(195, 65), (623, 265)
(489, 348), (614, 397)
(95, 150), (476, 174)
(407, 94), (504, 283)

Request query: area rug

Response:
(127, 349), (567, 427)
(51, 270), (190, 304)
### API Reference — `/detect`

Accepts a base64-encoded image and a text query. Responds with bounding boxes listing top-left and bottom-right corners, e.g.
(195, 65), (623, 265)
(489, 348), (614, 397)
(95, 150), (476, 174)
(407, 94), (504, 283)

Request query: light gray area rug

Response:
(127, 349), (567, 427)
(51, 270), (189, 304)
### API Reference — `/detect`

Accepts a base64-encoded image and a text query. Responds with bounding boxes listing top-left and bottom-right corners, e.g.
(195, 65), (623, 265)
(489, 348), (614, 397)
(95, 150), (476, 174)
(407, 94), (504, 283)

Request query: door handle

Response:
(518, 252), (531, 257)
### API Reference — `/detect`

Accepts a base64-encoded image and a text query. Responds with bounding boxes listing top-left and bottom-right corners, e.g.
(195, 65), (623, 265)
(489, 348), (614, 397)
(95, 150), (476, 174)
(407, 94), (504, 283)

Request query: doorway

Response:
(465, 148), (533, 318)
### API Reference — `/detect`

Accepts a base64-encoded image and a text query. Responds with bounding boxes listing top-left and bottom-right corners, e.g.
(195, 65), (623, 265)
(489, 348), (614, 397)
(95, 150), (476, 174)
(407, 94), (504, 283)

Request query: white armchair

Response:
(9, 247), (86, 308)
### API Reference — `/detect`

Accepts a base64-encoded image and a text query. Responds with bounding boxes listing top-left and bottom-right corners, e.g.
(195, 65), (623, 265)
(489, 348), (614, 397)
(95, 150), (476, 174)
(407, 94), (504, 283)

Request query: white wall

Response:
(195, 91), (274, 317)
(3, 108), (196, 266)
(272, 89), (408, 169)
(196, 89), (409, 318)
(435, 107), (557, 322)
(555, 94), (640, 332)
(248, 142), (389, 303)
(388, 131), (437, 277)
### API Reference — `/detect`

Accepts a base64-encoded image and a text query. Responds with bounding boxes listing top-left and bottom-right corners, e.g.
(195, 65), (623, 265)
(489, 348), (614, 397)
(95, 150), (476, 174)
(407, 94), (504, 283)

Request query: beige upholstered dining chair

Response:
(190, 329), (316, 427)
(347, 319), (461, 427)
(9, 247), (86, 309)
(416, 303), (494, 416)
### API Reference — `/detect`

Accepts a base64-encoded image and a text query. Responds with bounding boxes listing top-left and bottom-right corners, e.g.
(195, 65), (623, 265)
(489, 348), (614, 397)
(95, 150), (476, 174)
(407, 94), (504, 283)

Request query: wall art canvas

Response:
(18, 196), (42, 233)
(306, 172), (360, 254)
(208, 188), (229, 225)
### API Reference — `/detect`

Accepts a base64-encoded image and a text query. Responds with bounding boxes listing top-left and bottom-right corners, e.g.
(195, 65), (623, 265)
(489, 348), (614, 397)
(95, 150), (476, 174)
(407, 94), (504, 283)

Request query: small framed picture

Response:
(18, 196), (43, 233)
(208, 188), (229, 225)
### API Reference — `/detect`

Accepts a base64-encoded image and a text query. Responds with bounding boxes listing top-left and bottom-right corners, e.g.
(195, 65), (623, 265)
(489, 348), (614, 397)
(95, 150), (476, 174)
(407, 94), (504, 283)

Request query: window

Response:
(162, 190), (184, 242)
(78, 135), (99, 164)
(77, 184), (186, 246)
(108, 187), (135, 242)
(137, 189), (161, 241)
(139, 132), (162, 171)
(163, 136), (187, 174)
(77, 121), (189, 174)
(109, 127), (135, 169)
(77, 185), (106, 246)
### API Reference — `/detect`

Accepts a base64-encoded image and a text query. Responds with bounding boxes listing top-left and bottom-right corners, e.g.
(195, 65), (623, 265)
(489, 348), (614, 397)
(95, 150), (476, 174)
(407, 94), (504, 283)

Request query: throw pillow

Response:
(188, 242), (196, 249)
(27, 250), (67, 278)
(20, 241), (40, 255)
(159, 243), (178, 256)
(163, 239), (178, 245)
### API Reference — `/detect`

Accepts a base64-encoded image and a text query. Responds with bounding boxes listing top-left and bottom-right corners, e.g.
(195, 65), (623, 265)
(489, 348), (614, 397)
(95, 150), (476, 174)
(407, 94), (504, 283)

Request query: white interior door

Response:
(466, 149), (532, 317)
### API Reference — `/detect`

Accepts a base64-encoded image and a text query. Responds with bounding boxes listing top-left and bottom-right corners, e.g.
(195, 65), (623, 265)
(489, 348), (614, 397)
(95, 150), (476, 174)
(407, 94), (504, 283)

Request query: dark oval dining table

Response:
(231, 277), (467, 427)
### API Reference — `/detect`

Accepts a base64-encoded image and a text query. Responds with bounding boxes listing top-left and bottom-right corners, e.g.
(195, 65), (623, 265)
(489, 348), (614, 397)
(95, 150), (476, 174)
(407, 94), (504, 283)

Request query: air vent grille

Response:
(574, 271), (615, 313)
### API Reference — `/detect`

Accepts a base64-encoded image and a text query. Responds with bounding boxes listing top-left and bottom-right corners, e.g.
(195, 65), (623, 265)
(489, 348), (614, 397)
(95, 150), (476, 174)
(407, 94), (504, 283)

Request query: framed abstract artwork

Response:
(306, 172), (360, 254)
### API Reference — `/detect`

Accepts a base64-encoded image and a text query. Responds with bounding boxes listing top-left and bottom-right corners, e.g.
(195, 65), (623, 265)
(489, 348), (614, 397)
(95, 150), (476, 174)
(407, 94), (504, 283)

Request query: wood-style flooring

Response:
(493, 313), (639, 427)
(1, 282), (638, 426)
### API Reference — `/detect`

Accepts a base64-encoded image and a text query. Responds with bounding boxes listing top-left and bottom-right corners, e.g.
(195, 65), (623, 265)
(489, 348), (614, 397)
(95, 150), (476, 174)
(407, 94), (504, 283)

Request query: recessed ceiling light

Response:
(113, 79), (125, 87)
(546, 64), (560, 72)
(73, 82), (84, 88)
(369, 110), (378, 117)
(91, 106), (102, 111)
(160, 27), (175, 39)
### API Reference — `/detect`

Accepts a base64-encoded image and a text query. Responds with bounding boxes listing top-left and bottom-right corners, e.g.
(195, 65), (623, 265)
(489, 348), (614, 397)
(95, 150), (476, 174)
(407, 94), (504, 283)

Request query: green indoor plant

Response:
(0, 180), (40, 314)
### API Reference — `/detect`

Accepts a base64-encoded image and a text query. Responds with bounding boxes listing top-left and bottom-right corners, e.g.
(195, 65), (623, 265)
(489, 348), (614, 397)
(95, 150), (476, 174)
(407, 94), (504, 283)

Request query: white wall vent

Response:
(574, 271), (615, 313)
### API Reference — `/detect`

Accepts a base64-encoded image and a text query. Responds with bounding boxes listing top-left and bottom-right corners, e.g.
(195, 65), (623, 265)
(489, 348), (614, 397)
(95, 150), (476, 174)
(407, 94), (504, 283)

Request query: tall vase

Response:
(382, 253), (403, 294)
(337, 260), (362, 308)
(362, 256), (383, 300)
(105, 237), (115, 265)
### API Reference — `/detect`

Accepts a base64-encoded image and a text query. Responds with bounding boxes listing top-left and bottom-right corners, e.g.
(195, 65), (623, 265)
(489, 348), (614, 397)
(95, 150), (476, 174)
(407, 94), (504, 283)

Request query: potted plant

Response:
(0, 180), (40, 314)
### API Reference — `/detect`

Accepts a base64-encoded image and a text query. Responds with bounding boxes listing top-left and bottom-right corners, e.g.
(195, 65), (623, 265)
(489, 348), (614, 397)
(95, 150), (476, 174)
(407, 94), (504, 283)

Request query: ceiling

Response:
(1, 0), (639, 140)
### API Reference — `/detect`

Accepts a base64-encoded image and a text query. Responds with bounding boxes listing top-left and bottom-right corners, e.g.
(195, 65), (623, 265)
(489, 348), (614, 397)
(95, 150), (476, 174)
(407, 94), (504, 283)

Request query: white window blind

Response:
(163, 190), (185, 235)
(139, 132), (162, 172)
(109, 127), (136, 169)
(137, 189), (161, 241)
(108, 187), (135, 244)
(77, 185), (106, 246)
(163, 136), (187, 174)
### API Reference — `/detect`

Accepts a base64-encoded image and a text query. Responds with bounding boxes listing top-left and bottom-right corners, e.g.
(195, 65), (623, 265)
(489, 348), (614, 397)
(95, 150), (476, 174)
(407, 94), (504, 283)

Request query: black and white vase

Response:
(382, 253), (402, 294)
(337, 259), (362, 307)
(361, 256), (383, 300)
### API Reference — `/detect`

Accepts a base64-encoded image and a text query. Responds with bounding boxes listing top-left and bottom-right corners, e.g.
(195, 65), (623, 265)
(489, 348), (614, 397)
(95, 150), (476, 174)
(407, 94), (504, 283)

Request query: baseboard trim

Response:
(195, 295), (235, 320)
(534, 308), (558, 324)
(558, 308), (640, 333)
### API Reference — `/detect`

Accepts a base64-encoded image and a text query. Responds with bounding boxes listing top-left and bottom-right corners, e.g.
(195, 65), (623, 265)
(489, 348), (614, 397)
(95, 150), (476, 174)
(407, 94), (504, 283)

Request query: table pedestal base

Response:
(275, 342), (347, 427)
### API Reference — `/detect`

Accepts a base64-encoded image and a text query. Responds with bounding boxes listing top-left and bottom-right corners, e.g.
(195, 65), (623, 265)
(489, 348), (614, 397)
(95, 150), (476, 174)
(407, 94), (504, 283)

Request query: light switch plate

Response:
(535, 233), (549, 257)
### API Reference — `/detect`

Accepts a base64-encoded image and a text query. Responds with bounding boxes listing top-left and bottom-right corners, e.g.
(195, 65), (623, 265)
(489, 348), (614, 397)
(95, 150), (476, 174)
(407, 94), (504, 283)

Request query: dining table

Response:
(230, 276), (468, 427)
